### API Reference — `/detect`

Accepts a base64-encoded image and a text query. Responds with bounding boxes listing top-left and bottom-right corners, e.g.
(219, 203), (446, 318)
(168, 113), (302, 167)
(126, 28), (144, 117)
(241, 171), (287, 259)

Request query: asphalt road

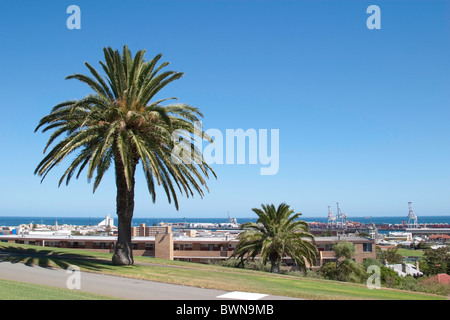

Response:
(0, 260), (298, 300)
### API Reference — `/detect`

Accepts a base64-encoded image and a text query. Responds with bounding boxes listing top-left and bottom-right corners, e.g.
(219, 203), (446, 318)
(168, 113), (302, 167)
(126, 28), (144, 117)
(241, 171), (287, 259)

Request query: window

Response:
(175, 258), (192, 262)
(317, 244), (332, 251)
(174, 244), (184, 251)
(363, 243), (372, 252)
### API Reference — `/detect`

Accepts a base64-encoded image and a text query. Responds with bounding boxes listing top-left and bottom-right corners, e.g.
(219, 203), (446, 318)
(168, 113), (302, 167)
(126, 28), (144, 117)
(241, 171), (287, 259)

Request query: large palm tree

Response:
(34, 45), (216, 265)
(232, 203), (318, 273)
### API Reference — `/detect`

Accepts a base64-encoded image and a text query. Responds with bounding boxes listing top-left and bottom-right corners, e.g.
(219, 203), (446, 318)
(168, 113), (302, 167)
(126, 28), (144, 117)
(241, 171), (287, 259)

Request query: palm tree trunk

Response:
(113, 213), (134, 265)
(270, 255), (281, 273)
(112, 155), (137, 265)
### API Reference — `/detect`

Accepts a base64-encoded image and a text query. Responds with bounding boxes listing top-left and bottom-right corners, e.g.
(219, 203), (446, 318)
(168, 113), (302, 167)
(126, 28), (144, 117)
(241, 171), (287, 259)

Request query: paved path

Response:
(0, 260), (298, 300)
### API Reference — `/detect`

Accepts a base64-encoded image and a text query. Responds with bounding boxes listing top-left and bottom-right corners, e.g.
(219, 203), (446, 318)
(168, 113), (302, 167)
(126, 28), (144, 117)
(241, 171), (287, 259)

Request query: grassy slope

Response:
(0, 278), (116, 300)
(0, 243), (445, 300)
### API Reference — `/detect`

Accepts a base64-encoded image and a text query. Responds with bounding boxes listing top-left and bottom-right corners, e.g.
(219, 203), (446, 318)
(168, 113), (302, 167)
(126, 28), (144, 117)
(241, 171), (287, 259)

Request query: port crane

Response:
(327, 203), (348, 229)
(327, 206), (336, 227)
(407, 202), (418, 228)
(335, 202), (347, 229)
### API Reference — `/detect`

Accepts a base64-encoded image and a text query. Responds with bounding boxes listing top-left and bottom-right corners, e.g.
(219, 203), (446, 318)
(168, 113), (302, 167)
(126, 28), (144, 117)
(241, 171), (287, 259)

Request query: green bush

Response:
(397, 275), (419, 292)
(319, 260), (366, 284)
(380, 265), (402, 288)
(418, 277), (450, 296)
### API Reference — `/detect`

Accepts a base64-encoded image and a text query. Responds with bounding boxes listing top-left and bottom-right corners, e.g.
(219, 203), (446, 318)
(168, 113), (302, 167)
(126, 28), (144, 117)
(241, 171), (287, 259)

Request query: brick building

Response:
(0, 232), (376, 267)
(131, 224), (172, 237)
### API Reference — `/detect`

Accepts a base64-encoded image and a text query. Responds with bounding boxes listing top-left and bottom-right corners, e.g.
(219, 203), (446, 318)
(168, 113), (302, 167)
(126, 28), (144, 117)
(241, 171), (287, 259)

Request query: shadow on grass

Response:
(0, 245), (114, 272)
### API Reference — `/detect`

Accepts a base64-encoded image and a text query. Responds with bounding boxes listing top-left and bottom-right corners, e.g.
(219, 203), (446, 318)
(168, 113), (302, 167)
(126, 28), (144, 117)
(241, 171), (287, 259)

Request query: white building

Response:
(386, 263), (423, 277)
(98, 214), (114, 228)
(384, 232), (413, 242)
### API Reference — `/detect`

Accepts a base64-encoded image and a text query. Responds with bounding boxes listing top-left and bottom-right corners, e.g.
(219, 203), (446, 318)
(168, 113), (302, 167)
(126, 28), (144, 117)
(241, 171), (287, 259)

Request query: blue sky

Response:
(0, 0), (449, 219)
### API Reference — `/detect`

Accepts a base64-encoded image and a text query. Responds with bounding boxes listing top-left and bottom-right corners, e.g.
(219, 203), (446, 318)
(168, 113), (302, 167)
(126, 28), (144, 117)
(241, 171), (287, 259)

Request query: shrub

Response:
(418, 277), (450, 296)
(397, 275), (419, 292)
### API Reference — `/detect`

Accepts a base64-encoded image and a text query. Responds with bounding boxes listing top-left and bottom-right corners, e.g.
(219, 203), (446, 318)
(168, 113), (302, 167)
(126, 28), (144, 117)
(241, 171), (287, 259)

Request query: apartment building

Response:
(131, 224), (172, 237)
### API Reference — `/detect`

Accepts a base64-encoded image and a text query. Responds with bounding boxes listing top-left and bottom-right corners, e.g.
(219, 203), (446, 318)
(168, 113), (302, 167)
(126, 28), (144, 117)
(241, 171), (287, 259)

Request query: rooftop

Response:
(429, 234), (450, 239)
(424, 273), (450, 285)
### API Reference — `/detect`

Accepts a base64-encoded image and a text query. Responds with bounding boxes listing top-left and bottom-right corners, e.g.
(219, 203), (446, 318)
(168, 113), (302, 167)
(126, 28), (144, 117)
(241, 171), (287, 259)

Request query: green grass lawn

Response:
(0, 243), (445, 300)
(0, 278), (116, 300)
(397, 248), (424, 257)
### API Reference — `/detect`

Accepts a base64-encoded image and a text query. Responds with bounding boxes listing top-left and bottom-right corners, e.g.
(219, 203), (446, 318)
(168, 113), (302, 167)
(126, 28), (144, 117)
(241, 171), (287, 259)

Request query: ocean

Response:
(0, 215), (449, 227)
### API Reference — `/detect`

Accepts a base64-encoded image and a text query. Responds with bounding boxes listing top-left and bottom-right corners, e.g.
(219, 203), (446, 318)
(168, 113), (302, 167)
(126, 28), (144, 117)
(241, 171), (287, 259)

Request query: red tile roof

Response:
(429, 235), (450, 239)
(425, 273), (450, 285)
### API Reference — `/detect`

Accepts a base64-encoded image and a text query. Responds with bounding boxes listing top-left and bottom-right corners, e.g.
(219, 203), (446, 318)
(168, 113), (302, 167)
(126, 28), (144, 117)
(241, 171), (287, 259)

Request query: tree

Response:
(332, 241), (354, 261)
(321, 241), (365, 283)
(421, 247), (450, 276)
(35, 45), (216, 265)
(231, 203), (318, 274)
(412, 241), (430, 250)
(385, 247), (403, 264)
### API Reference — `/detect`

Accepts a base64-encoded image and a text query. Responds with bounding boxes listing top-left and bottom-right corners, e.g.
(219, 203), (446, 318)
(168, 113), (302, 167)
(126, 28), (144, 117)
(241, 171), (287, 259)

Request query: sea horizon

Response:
(1, 214), (449, 227)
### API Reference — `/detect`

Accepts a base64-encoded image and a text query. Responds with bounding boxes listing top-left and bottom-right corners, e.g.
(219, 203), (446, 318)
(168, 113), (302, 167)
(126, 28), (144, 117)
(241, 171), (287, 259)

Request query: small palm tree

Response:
(232, 203), (318, 273)
(35, 45), (216, 265)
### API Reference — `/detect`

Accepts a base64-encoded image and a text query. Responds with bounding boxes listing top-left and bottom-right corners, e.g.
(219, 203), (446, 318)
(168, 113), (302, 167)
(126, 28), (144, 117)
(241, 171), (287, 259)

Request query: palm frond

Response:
(35, 44), (215, 208)
(232, 203), (319, 273)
